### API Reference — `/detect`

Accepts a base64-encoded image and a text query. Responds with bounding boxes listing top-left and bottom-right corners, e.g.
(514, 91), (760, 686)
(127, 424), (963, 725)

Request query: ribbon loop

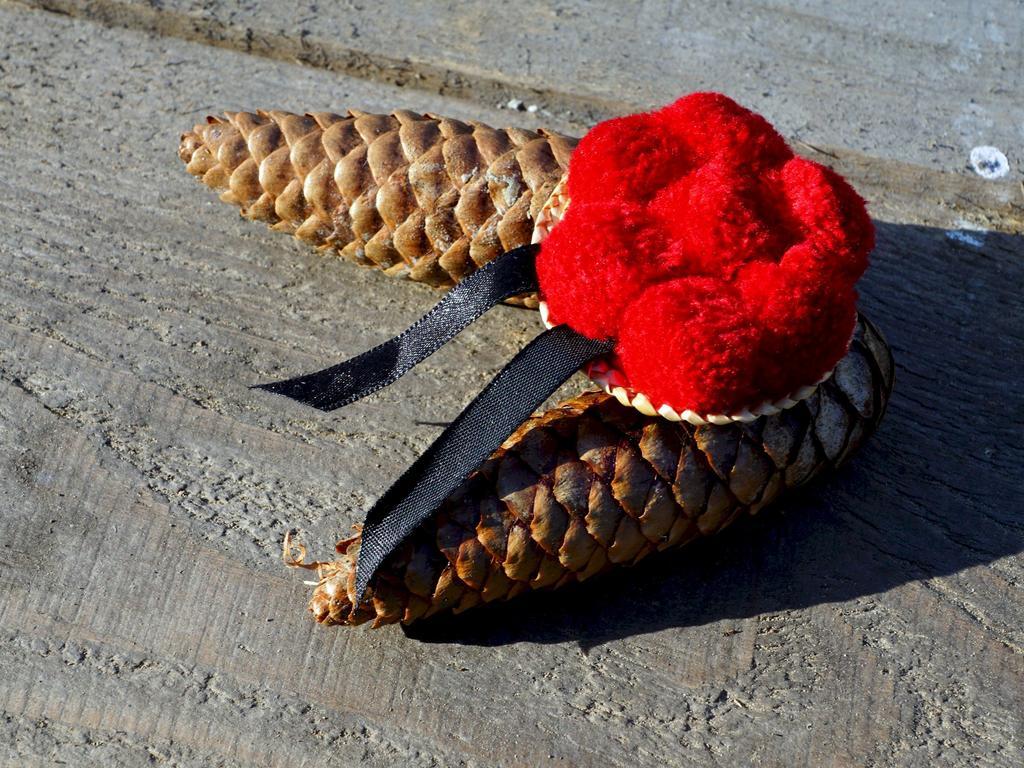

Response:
(257, 243), (540, 411)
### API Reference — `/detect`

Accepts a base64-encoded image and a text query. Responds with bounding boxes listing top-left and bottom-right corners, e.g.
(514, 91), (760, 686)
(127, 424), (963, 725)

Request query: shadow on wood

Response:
(402, 221), (1024, 647)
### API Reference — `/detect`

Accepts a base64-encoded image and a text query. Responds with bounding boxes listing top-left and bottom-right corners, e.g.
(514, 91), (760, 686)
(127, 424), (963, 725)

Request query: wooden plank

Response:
(0, 3), (1021, 767)
(22, 0), (1024, 175)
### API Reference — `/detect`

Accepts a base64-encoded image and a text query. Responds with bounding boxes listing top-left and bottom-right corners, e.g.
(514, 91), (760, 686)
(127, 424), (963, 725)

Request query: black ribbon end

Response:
(252, 378), (341, 412)
(353, 526), (387, 599)
(249, 244), (541, 415)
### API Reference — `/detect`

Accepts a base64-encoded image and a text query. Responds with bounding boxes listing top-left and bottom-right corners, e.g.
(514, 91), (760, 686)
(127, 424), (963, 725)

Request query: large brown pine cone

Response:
(178, 109), (576, 306)
(294, 315), (893, 627)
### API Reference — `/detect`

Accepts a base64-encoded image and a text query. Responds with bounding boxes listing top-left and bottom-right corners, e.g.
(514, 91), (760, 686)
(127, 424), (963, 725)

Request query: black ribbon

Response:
(258, 244), (614, 598)
(256, 243), (539, 410)
(353, 325), (613, 596)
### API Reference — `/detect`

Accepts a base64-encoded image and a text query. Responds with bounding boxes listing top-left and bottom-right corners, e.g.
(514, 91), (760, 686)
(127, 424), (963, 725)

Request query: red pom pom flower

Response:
(535, 92), (874, 422)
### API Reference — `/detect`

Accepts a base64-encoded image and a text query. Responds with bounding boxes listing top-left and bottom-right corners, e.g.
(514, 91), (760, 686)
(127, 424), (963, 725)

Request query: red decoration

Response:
(536, 93), (873, 414)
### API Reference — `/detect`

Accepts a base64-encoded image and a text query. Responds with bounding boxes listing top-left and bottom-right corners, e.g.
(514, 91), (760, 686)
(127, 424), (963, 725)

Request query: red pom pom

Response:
(536, 93), (873, 414)
(778, 158), (874, 280)
(536, 201), (665, 339)
(616, 279), (764, 414)
(565, 112), (687, 205)
(651, 160), (795, 279)
(658, 93), (790, 169)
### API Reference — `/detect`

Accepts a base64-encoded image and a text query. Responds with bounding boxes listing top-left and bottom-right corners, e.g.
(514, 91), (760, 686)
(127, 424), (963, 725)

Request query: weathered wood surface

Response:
(1, 2), (1022, 766)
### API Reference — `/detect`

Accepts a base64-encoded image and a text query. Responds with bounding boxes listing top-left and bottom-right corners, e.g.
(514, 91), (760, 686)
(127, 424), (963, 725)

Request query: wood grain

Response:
(21, 0), (1024, 174)
(0, 2), (1021, 766)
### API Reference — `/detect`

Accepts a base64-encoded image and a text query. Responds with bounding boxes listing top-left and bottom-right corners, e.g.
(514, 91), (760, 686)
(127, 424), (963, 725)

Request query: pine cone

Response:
(293, 315), (893, 627)
(178, 109), (576, 307)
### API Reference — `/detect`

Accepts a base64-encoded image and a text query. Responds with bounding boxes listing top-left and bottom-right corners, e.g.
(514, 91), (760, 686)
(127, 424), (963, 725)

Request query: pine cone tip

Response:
(178, 129), (200, 165)
(308, 562), (356, 626)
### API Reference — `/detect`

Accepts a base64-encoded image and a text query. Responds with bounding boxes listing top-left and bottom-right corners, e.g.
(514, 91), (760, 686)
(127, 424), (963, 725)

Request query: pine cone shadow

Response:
(403, 221), (1024, 648)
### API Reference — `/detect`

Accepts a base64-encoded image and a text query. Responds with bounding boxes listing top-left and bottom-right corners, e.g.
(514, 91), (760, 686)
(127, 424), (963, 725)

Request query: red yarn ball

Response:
(537, 200), (665, 339)
(565, 112), (688, 205)
(616, 278), (764, 415)
(658, 93), (790, 169)
(536, 92), (873, 414)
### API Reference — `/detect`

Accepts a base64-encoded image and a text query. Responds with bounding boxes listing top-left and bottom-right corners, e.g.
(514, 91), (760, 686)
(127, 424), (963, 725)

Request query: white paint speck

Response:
(945, 219), (989, 248)
(969, 146), (1009, 179)
(526, 104), (539, 113)
(945, 229), (986, 248)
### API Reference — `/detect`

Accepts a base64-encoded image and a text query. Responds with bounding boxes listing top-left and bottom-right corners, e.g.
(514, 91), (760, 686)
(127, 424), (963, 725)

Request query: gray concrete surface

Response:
(1, 1), (1022, 766)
